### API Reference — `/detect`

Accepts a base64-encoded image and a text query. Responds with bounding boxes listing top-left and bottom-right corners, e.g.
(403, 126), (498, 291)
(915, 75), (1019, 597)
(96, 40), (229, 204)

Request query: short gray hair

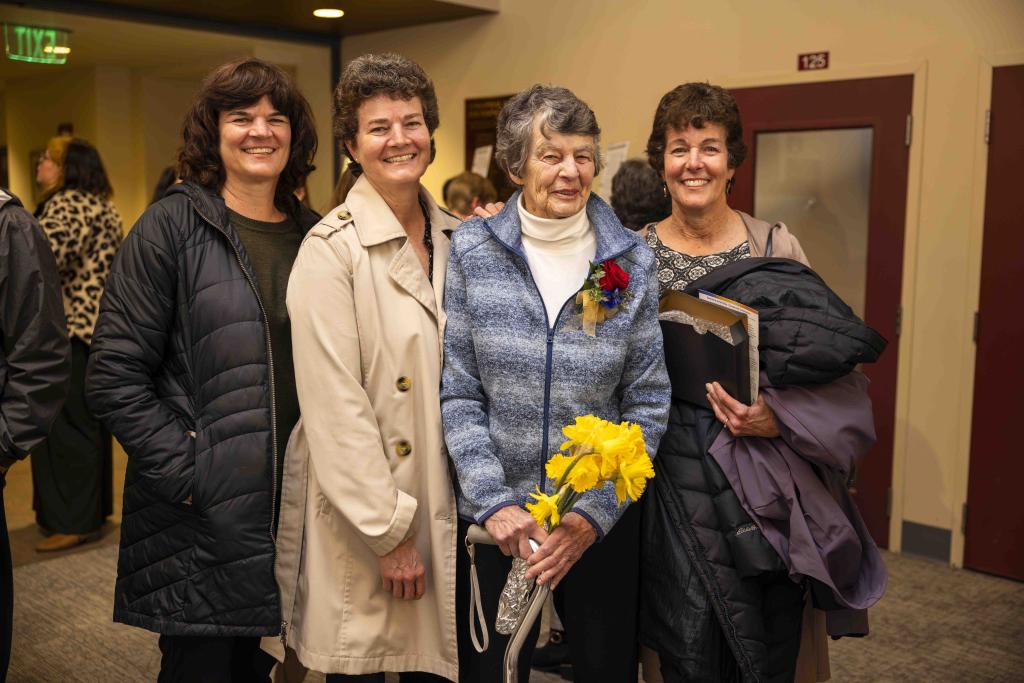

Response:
(494, 84), (604, 180)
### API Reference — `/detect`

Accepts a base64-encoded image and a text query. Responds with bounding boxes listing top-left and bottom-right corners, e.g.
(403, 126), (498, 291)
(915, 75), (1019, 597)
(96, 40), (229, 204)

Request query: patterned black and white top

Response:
(644, 222), (750, 295)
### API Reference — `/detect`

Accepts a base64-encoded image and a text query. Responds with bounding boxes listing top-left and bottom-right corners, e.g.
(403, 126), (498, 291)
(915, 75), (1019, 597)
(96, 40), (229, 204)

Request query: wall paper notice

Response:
(471, 145), (493, 178)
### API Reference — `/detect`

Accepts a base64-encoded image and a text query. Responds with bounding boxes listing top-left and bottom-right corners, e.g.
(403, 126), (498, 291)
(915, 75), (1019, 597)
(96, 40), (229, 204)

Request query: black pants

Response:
(1, 479), (12, 683)
(31, 338), (112, 534)
(326, 673), (447, 682)
(157, 635), (275, 683)
(456, 504), (641, 683)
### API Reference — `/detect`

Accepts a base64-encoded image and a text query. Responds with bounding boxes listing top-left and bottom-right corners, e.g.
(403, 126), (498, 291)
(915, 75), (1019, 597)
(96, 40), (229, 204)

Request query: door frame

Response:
(950, 50), (1024, 569)
(711, 60), (928, 554)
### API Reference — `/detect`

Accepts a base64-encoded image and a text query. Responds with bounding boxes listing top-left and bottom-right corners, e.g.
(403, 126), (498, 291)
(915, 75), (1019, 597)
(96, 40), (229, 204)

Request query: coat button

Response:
(396, 376), (412, 392)
(395, 440), (412, 457)
(337, 209), (351, 221)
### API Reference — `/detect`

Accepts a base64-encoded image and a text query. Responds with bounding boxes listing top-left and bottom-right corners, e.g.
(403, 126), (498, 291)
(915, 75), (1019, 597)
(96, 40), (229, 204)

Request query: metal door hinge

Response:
(984, 110), (991, 144)
(905, 114), (913, 147)
(973, 311), (980, 343)
(886, 488), (893, 518)
(961, 502), (968, 535)
(895, 305), (903, 337)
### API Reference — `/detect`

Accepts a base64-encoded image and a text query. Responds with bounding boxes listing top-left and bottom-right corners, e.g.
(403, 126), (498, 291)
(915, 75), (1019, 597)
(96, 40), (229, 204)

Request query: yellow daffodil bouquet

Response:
(526, 415), (655, 531)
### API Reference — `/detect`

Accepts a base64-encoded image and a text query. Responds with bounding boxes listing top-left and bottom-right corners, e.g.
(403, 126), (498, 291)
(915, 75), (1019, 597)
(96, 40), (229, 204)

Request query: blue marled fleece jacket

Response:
(441, 191), (670, 538)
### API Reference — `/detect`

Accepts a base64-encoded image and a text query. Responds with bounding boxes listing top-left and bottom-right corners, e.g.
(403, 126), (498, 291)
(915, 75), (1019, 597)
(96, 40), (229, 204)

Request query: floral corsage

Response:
(575, 259), (631, 336)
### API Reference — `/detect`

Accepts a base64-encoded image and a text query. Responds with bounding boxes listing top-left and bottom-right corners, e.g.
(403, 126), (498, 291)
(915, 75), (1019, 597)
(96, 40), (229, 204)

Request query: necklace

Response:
(420, 199), (434, 282)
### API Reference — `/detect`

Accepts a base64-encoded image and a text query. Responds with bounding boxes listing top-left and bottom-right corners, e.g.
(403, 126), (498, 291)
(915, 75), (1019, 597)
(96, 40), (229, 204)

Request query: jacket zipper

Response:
(194, 206), (280, 547)
(489, 230), (635, 489)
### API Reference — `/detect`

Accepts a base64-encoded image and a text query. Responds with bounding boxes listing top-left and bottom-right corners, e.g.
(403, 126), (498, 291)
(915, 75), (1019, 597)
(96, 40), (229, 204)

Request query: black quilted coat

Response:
(640, 258), (886, 682)
(0, 189), (70, 470)
(86, 182), (318, 636)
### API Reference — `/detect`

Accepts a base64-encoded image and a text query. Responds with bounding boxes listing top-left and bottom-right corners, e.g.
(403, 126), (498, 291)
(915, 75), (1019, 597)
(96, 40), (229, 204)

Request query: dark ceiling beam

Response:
(2, 0), (339, 45)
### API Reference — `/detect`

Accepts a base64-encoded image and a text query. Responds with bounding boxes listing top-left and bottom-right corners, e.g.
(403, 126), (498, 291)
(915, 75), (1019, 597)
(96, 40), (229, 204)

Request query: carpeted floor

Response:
(7, 544), (1024, 682)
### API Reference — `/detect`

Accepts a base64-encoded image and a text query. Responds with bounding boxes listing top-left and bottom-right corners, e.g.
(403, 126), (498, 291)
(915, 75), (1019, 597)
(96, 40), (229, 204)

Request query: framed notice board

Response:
(464, 95), (518, 202)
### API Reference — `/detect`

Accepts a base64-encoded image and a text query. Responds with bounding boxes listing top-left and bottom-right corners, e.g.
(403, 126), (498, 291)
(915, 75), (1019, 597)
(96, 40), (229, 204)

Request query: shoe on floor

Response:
(35, 532), (90, 552)
(533, 629), (574, 680)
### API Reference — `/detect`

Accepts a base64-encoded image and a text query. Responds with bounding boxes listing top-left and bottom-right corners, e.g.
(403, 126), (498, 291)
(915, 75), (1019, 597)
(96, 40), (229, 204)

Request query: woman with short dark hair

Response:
(610, 159), (671, 231)
(269, 52), (458, 682)
(639, 82), (885, 683)
(32, 137), (121, 553)
(86, 58), (319, 682)
(441, 84), (670, 682)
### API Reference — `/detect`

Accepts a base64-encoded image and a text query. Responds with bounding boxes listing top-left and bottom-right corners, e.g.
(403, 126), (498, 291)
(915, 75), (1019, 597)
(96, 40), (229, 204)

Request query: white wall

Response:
(341, 0), (1024, 563)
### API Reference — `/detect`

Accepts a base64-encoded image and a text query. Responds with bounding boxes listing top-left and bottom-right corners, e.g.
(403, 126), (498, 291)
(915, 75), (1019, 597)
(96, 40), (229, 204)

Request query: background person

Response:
(32, 137), (122, 552)
(610, 158), (671, 231)
(86, 58), (319, 683)
(329, 162), (358, 207)
(441, 84), (670, 683)
(149, 165), (178, 205)
(269, 52), (458, 683)
(443, 170), (497, 220)
(0, 187), (71, 683)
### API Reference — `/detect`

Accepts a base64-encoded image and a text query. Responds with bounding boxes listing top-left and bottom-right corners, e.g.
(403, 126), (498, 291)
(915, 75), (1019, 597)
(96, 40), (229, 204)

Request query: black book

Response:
(659, 290), (753, 406)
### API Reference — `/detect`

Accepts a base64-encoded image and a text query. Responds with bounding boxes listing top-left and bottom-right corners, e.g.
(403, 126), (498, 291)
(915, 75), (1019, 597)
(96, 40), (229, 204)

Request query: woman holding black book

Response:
(639, 83), (887, 683)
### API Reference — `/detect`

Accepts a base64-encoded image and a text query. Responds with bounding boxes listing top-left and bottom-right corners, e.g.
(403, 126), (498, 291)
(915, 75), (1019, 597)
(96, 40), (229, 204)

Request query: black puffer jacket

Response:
(0, 189), (70, 470)
(641, 258), (885, 682)
(86, 182), (319, 636)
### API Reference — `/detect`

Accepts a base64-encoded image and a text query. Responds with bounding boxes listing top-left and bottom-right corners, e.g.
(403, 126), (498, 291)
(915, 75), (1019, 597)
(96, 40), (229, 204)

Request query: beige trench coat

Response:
(263, 176), (459, 680)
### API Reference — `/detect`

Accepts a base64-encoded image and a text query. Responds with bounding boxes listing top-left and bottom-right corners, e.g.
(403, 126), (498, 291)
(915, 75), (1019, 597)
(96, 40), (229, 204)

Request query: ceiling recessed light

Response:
(313, 8), (344, 18)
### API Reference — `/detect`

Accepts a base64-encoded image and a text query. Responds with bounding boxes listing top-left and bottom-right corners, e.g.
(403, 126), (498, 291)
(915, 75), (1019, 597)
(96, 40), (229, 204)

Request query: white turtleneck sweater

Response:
(518, 195), (597, 328)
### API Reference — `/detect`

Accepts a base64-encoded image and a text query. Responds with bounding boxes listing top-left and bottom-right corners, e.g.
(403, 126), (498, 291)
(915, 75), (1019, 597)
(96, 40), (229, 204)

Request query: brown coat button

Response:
(396, 376), (412, 392)
(395, 440), (412, 457)
(336, 209), (351, 221)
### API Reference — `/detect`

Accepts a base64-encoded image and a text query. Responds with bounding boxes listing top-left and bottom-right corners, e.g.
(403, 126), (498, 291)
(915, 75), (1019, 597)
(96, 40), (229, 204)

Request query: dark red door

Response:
(730, 77), (914, 548)
(964, 65), (1024, 581)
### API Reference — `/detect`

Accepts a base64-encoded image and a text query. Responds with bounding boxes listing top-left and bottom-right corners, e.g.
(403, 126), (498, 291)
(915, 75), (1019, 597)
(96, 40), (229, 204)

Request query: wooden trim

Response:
(887, 61), (929, 554)
(949, 57), (995, 569)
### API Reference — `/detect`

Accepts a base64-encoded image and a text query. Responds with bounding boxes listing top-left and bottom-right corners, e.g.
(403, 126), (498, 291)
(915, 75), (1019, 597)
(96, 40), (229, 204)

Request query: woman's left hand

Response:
(524, 512), (596, 589)
(706, 381), (781, 438)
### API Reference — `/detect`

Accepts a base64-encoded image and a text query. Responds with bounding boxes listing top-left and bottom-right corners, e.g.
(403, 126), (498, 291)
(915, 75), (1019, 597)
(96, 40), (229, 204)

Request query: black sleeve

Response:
(0, 207), (71, 469)
(85, 203), (194, 503)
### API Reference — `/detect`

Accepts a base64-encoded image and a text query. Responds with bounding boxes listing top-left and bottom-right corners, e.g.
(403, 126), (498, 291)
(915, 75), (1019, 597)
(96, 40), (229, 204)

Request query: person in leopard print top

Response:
(35, 137), (123, 343)
(31, 137), (121, 552)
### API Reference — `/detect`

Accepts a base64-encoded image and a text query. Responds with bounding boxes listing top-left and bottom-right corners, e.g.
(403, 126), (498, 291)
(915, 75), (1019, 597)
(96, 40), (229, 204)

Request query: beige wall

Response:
(341, 0), (1024, 563)
(5, 67), (98, 205)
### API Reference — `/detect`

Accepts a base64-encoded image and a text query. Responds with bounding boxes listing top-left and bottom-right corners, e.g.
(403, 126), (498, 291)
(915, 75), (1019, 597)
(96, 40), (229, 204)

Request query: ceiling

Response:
(4, 0), (498, 41)
(0, 6), (263, 80)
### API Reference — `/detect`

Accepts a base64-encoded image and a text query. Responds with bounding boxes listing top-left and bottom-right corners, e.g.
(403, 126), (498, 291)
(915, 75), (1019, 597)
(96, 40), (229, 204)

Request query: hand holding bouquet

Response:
(526, 414), (655, 531)
(495, 414), (655, 633)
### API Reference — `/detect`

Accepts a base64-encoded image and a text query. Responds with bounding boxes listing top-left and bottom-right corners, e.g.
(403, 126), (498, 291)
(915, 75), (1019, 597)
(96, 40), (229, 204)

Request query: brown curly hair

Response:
(334, 53), (439, 171)
(646, 82), (747, 175)
(177, 58), (317, 209)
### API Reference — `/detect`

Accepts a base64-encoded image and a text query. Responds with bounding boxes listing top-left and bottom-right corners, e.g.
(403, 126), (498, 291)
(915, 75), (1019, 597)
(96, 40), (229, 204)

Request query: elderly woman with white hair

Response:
(441, 85), (670, 682)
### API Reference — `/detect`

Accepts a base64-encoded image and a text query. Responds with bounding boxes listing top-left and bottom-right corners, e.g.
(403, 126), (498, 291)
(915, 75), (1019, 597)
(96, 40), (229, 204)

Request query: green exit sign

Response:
(4, 24), (71, 64)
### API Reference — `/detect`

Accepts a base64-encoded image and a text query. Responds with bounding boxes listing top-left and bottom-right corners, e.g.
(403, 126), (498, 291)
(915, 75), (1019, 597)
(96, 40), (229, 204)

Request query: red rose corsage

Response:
(575, 259), (632, 336)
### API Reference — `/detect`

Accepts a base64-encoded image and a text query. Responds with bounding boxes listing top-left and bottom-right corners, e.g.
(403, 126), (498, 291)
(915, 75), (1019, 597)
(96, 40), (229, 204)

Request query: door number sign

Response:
(798, 52), (829, 71)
